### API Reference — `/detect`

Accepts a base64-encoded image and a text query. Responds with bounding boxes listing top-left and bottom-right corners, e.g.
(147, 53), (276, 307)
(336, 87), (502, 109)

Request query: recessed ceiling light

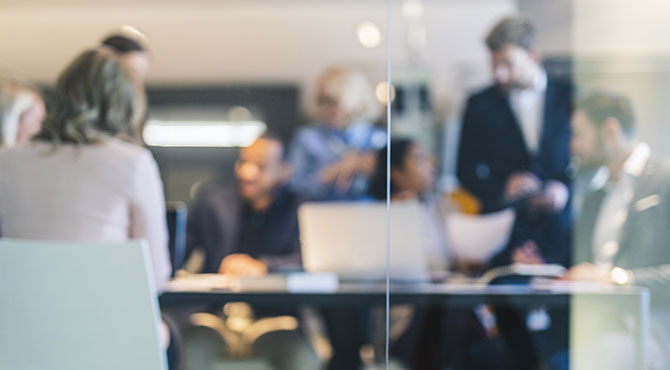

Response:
(357, 21), (382, 48)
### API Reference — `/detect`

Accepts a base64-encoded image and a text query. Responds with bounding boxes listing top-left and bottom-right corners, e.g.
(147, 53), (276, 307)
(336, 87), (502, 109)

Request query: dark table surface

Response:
(159, 277), (648, 307)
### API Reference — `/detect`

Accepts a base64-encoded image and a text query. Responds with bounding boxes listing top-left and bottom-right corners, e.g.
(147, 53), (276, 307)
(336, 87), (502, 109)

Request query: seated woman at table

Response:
(314, 138), (451, 369)
(369, 137), (450, 272)
(288, 65), (386, 201)
(0, 47), (170, 292)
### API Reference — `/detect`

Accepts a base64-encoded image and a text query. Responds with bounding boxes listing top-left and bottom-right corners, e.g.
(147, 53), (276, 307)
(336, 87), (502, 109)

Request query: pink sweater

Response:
(0, 138), (170, 291)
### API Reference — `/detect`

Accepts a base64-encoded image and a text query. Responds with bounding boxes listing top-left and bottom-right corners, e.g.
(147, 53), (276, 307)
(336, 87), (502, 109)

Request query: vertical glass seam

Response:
(385, 0), (392, 368)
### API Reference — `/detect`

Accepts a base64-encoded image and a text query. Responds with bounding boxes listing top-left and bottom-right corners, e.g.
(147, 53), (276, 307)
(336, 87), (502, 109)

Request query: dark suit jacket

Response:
(457, 79), (573, 266)
(575, 156), (670, 291)
(186, 184), (302, 274)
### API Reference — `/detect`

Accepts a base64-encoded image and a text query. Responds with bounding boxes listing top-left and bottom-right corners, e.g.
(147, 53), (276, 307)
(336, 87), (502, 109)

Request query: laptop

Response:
(298, 201), (431, 282)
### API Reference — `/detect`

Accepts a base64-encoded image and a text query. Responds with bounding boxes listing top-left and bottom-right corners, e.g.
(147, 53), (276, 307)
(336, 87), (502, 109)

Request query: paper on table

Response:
(480, 263), (566, 283)
(445, 207), (516, 264)
(168, 272), (340, 293)
(167, 273), (231, 291)
(234, 272), (339, 293)
(530, 278), (612, 293)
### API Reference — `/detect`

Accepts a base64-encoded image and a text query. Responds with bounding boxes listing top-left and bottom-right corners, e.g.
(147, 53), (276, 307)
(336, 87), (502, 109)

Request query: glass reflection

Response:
(389, 1), (663, 369)
(2, 1), (670, 370)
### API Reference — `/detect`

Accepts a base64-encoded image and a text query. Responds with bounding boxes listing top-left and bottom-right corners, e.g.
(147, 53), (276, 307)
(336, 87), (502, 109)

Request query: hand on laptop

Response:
(219, 253), (268, 277)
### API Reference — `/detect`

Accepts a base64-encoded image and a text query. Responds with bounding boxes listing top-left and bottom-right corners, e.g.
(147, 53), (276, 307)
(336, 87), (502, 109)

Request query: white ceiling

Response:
(0, 0), (516, 112)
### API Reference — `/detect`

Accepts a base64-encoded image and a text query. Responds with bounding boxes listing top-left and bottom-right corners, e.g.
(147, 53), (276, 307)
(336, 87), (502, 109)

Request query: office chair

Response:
(166, 201), (187, 275)
(0, 239), (166, 370)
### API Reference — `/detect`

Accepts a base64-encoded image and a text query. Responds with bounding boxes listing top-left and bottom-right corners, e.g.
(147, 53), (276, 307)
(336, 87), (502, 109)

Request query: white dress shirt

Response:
(509, 70), (547, 155)
(591, 143), (651, 268)
(0, 138), (171, 291)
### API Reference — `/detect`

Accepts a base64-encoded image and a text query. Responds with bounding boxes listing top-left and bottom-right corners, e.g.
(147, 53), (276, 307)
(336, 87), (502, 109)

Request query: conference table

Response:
(159, 275), (650, 370)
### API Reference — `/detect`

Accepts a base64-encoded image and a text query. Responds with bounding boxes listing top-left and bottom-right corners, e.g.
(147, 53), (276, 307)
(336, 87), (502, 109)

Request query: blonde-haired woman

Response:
(0, 47), (170, 291)
(288, 66), (385, 200)
(0, 78), (46, 147)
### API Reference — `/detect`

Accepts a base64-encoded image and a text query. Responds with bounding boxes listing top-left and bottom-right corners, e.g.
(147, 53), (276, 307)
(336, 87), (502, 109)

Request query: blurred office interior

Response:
(4, 0), (670, 203)
(2, 0), (670, 369)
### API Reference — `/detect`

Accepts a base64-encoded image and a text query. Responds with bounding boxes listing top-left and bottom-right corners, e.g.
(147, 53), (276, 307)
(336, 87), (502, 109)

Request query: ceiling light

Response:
(375, 81), (396, 105)
(143, 120), (267, 147)
(357, 22), (381, 48)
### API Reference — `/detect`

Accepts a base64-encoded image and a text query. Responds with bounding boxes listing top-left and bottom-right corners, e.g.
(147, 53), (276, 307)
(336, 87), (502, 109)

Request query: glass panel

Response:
(388, 2), (531, 369)
(4, 1), (668, 369)
(570, 1), (668, 369)
(389, 0), (664, 369)
(0, 2), (389, 370)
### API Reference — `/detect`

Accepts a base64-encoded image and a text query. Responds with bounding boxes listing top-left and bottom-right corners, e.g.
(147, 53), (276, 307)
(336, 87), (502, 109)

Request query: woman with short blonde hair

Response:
(288, 65), (385, 200)
(309, 65), (381, 125)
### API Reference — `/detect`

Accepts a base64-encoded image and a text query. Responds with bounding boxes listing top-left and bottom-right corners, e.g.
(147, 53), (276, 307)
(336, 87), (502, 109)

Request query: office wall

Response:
(0, 0), (515, 105)
(572, 0), (670, 155)
(0, 0), (521, 201)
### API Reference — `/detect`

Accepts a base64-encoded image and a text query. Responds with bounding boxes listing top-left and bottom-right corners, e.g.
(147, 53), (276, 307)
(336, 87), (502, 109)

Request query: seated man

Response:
(183, 133), (319, 370)
(565, 92), (670, 370)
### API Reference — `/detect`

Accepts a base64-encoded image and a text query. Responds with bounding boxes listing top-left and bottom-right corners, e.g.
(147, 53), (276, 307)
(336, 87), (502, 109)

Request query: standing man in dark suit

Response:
(453, 16), (573, 370)
(457, 16), (573, 267)
(565, 92), (670, 370)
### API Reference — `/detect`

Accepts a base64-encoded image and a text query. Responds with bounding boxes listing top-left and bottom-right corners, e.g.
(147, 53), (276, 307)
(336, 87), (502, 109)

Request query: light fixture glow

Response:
(143, 120), (267, 147)
(375, 81), (396, 105)
(357, 22), (381, 48)
(402, 0), (424, 19)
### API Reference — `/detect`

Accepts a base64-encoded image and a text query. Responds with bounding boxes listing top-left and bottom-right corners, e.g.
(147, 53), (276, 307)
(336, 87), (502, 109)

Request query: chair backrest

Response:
(0, 239), (166, 370)
(166, 201), (187, 275)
